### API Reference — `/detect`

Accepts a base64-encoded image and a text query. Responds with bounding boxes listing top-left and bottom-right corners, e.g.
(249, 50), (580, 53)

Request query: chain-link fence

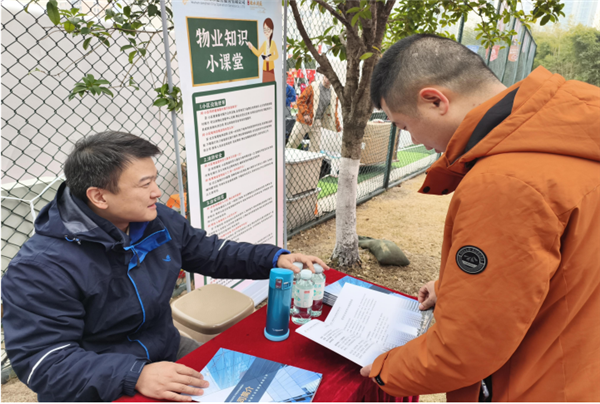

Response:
(1, 0), (186, 276)
(1, 0), (538, 278)
(281, 5), (537, 237)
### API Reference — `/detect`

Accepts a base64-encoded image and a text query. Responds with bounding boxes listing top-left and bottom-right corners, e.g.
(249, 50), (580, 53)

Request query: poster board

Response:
(173, 0), (284, 299)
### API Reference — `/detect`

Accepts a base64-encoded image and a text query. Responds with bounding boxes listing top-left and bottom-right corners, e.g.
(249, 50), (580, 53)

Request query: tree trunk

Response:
(331, 156), (360, 266)
(331, 115), (369, 268)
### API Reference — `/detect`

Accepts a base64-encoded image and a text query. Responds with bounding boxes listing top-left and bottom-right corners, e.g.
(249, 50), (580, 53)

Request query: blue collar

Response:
(124, 227), (172, 270)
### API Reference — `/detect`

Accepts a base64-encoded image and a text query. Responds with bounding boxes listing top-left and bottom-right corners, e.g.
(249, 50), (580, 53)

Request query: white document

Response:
(296, 283), (428, 367)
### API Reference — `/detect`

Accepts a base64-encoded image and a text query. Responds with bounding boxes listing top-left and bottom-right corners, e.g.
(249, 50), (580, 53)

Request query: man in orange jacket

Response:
(361, 34), (600, 401)
(286, 75), (342, 152)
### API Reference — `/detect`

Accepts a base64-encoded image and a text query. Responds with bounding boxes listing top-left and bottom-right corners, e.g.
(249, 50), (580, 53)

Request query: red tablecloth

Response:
(117, 269), (418, 402)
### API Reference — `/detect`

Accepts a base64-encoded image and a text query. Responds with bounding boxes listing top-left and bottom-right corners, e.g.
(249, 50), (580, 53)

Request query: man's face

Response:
(322, 76), (331, 88)
(381, 98), (454, 154)
(101, 157), (162, 225)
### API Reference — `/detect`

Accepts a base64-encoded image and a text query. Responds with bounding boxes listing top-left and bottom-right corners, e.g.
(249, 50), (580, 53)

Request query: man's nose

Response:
(151, 183), (162, 199)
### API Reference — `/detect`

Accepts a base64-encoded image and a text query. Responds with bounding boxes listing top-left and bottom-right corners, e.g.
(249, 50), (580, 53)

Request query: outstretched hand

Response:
(418, 280), (437, 310)
(277, 252), (329, 273)
(135, 361), (209, 402)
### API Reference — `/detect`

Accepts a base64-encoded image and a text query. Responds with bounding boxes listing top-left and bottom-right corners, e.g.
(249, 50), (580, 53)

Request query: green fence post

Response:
(499, 17), (517, 83)
(508, 26), (527, 85)
(383, 123), (397, 190)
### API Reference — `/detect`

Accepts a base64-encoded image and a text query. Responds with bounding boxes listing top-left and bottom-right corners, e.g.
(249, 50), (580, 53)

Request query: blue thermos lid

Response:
(264, 268), (293, 341)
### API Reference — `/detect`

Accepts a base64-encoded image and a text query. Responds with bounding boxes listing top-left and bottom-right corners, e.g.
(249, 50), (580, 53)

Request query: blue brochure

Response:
(188, 348), (322, 402)
(324, 275), (413, 306)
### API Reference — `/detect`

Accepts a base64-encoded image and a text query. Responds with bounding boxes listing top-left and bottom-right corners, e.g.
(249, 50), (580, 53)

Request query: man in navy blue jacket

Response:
(1, 131), (326, 402)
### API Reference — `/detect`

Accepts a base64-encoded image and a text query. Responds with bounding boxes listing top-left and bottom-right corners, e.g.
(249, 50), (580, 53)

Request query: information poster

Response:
(173, 0), (284, 290)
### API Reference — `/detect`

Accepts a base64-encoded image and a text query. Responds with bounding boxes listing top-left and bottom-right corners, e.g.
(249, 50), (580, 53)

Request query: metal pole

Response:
(486, 0), (504, 66)
(282, 0), (289, 249)
(457, 13), (465, 43)
(382, 124), (397, 190)
(160, 0), (191, 293)
(509, 23), (527, 85)
(498, 17), (517, 83)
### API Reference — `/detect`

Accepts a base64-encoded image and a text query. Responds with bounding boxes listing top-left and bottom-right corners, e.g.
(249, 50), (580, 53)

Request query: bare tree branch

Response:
(119, 32), (157, 87)
(374, 0), (395, 48)
(31, 45), (102, 77)
(355, 0), (394, 106)
(312, 0), (361, 44)
(289, 0), (345, 104)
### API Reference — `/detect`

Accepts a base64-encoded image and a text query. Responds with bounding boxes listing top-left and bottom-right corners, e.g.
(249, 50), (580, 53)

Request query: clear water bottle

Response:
(290, 262), (303, 314)
(291, 269), (313, 325)
(311, 264), (326, 317)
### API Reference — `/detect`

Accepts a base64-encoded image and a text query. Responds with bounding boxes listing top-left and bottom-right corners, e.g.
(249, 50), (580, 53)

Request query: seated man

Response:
(1, 131), (327, 402)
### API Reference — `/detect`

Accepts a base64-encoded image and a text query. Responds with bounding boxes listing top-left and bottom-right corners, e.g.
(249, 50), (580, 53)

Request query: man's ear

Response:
(86, 187), (109, 210)
(418, 87), (450, 115)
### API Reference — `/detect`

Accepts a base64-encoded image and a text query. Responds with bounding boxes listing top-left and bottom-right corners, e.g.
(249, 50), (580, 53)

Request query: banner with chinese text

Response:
(173, 0), (284, 291)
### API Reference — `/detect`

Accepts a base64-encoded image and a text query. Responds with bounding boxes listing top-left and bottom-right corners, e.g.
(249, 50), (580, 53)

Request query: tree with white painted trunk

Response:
(288, 0), (565, 268)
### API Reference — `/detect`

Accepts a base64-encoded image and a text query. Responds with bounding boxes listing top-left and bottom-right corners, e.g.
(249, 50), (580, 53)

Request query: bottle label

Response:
(313, 280), (325, 300)
(294, 289), (313, 308)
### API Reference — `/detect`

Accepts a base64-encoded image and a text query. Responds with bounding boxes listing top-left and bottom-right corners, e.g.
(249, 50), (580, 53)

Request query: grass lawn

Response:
(317, 148), (434, 199)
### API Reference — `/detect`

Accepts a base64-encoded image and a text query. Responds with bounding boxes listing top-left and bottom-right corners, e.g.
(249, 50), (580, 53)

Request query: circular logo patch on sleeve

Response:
(456, 246), (487, 274)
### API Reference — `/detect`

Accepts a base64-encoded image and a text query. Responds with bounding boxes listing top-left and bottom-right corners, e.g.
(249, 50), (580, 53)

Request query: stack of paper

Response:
(297, 283), (433, 367)
(195, 275), (269, 307)
(324, 275), (407, 306)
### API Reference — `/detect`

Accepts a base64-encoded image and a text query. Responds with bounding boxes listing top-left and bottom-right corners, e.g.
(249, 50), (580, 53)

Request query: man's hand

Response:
(135, 362), (209, 402)
(418, 280), (437, 310)
(277, 253), (328, 273)
(303, 114), (312, 125)
(360, 363), (372, 378)
(360, 364), (378, 384)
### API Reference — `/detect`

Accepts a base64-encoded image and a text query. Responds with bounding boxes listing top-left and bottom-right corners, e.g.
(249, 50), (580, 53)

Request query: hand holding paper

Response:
(296, 283), (432, 367)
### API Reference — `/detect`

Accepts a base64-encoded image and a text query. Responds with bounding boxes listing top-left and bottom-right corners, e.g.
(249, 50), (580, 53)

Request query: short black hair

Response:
(371, 34), (499, 112)
(64, 131), (161, 201)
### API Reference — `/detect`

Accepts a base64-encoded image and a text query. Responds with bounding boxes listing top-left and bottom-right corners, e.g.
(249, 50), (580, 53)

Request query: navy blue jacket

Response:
(1, 183), (285, 401)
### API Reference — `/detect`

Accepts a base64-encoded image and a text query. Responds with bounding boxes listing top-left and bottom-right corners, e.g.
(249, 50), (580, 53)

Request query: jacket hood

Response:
(35, 182), (127, 250)
(420, 67), (600, 195)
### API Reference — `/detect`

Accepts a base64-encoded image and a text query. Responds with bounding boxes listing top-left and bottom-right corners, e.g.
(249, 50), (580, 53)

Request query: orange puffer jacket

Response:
(369, 67), (600, 401)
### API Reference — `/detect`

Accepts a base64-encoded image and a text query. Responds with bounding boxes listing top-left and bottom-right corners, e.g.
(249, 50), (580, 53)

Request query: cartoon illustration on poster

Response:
(247, 18), (279, 82)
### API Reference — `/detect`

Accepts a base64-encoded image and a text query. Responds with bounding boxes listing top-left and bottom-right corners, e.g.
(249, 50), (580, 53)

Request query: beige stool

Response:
(171, 284), (255, 344)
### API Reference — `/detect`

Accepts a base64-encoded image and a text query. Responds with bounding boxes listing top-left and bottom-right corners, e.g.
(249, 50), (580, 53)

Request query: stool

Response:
(171, 284), (255, 344)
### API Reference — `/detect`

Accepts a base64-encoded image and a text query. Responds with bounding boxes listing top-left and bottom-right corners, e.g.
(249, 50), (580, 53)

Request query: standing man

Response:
(361, 34), (600, 401)
(1, 131), (327, 402)
(286, 75), (342, 152)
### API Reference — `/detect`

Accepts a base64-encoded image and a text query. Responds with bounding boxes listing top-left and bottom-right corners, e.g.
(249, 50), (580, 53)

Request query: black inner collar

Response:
(463, 87), (519, 155)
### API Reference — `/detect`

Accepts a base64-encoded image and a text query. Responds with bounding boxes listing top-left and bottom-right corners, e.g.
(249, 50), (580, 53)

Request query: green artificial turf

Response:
(317, 149), (434, 199)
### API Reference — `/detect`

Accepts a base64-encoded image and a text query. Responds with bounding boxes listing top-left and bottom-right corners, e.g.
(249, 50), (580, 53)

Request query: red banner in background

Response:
(306, 69), (316, 83)
(486, 45), (501, 62)
(287, 70), (295, 86)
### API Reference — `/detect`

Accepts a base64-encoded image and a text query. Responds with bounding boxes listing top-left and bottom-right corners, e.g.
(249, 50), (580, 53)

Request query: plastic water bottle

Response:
(290, 262), (303, 314)
(311, 264), (326, 317)
(291, 269), (313, 325)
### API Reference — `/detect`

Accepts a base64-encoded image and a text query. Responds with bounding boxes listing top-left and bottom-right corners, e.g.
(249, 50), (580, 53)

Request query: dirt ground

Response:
(1, 173), (451, 402)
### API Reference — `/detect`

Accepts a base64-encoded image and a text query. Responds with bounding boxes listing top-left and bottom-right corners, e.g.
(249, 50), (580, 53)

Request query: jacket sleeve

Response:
(175, 212), (284, 280)
(286, 85), (296, 106)
(369, 173), (562, 396)
(269, 40), (279, 62)
(296, 84), (313, 123)
(2, 259), (147, 402)
(334, 97), (341, 132)
(250, 41), (266, 58)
